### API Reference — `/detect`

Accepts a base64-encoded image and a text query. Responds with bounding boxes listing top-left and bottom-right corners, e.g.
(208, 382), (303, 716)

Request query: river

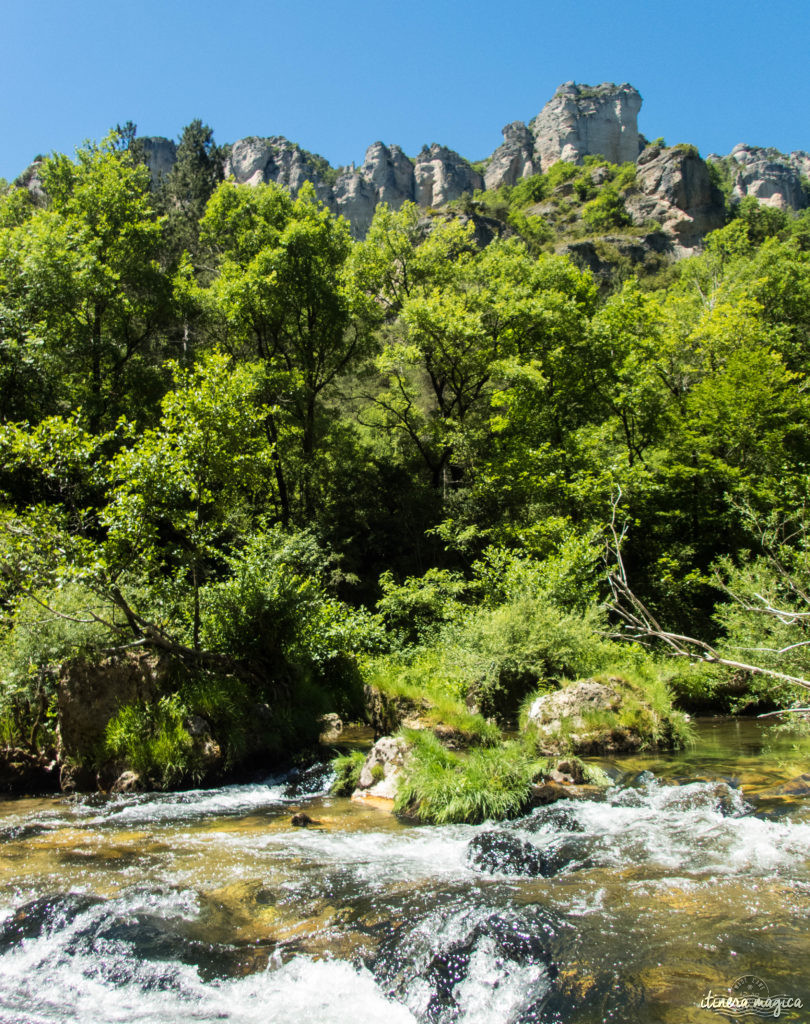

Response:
(0, 718), (807, 1023)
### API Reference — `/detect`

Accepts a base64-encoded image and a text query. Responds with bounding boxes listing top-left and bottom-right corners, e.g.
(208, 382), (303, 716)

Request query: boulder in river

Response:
(525, 675), (686, 755)
(466, 829), (592, 877)
(352, 735), (410, 807)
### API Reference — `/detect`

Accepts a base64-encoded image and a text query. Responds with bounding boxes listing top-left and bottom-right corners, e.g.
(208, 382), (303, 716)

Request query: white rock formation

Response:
(529, 81), (643, 171)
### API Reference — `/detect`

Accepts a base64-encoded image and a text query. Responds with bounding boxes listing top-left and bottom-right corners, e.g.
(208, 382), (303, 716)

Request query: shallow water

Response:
(0, 719), (808, 1023)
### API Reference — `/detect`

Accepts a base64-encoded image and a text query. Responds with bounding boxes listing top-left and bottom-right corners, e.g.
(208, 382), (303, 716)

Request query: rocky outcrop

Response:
(361, 141), (414, 207)
(413, 144), (483, 207)
(221, 136), (479, 236)
(484, 121), (535, 190)
(120, 86), (805, 245)
(56, 652), (167, 778)
(524, 677), (676, 756)
(138, 136), (176, 186)
(225, 136), (332, 204)
(626, 145), (726, 248)
(717, 144), (809, 211)
(529, 81), (643, 171)
(332, 169), (378, 236)
(559, 230), (671, 284)
(14, 159), (48, 208)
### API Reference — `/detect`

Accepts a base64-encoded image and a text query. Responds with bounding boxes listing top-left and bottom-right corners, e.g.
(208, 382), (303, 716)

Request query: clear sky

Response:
(1, 0), (808, 181)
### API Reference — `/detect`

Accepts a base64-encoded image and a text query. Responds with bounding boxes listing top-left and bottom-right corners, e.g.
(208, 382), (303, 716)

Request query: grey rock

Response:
(57, 652), (167, 772)
(225, 136), (332, 203)
(138, 136), (177, 185)
(527, 681), (621, 727)
(530, 81), (643, 171)
(726, 143), (807, 210)
(467, 829), (592, 877)
(559, 231), (671, 285)
(361, 141), (414, 207)
(332, 169), (378, 238)
(111, 770), (142, 794)
(13, 159), (48, 207)
(626, 145), (725, 248)
(484, 121), (535, 190)
(791, 150), (810, 180)
(413, 144), (483, 207)
(317, 712), (343, 742)
(354, 735), (410, 801)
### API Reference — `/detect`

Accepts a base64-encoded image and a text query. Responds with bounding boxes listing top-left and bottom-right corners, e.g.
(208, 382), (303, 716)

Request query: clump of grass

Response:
(366, 654), (501, 745)
(330, 748), (366, 795)
(394, 730), (541, 824)
(105, 694), (203, 789)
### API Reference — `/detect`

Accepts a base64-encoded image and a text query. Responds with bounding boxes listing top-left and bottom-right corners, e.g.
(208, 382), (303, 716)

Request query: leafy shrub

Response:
(446, 597), (612, 720)
(200, 529), (375, 718)
(582, 187), (630, 233)
(376, 567), (468, 645)
(472, 535), (603, 611)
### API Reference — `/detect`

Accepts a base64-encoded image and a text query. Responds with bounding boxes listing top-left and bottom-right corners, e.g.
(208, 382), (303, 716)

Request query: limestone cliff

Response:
(529, 81), (643, 171)
(708, 144), (809, 211)
(18, 79), (804, 251)
(627, 144), (726, 248)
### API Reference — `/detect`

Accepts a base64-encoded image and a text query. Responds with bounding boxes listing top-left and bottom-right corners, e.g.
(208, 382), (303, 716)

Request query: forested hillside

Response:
(2, 123), (810, 797)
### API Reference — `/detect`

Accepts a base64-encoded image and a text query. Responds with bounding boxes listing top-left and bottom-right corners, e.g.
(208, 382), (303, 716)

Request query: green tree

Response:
(0, 136), (172, 431)
(198, 180), (369, 522)
(158, 119), (224, 264)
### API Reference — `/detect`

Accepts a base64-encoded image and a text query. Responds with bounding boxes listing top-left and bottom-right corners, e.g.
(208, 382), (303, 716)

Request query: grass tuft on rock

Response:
(394, 730), (542, 824)
(330, 748), (366, 795)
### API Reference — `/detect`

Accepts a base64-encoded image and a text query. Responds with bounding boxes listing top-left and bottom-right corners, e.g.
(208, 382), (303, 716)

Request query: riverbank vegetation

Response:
(2, 124), (810, 793)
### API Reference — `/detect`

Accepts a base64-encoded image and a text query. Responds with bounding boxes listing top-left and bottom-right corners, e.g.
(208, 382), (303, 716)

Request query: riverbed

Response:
(0, 718), (808, 1023)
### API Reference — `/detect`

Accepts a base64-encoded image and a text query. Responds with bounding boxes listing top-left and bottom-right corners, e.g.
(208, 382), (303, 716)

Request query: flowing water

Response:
(0, 719), (808, 1023)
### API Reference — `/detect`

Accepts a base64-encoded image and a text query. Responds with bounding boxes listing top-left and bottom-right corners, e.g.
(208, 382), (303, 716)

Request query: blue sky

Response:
(1, 0), (808, 181)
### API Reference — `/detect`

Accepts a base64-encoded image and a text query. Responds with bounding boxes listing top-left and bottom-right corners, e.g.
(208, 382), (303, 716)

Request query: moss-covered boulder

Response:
(524, 675), (690, 755)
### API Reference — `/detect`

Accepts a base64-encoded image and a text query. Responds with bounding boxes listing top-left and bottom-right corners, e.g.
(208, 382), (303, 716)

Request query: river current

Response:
(0, 718), (807, 1023)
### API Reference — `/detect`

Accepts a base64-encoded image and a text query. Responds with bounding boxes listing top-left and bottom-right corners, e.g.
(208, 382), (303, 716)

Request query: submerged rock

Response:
(290, 812), (316, 827)
(466, 830), (549, 877)
(0, 894), (101, 949)
(371, 903), (560, 1024)
(467, 829), (592, 877)
(514, 802), (587, 834)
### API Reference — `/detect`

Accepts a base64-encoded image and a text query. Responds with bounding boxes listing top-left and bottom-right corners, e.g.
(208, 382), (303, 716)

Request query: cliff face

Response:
(707, 144), (809, 211)
(627, 145), (726, 248)
(529, 81), (643, 172)
(222, 137), (481, 238)
(19, 80), (805, 251)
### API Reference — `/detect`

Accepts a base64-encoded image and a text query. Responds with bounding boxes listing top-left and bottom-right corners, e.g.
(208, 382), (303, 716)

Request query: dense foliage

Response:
(3, 125), (810, 787)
